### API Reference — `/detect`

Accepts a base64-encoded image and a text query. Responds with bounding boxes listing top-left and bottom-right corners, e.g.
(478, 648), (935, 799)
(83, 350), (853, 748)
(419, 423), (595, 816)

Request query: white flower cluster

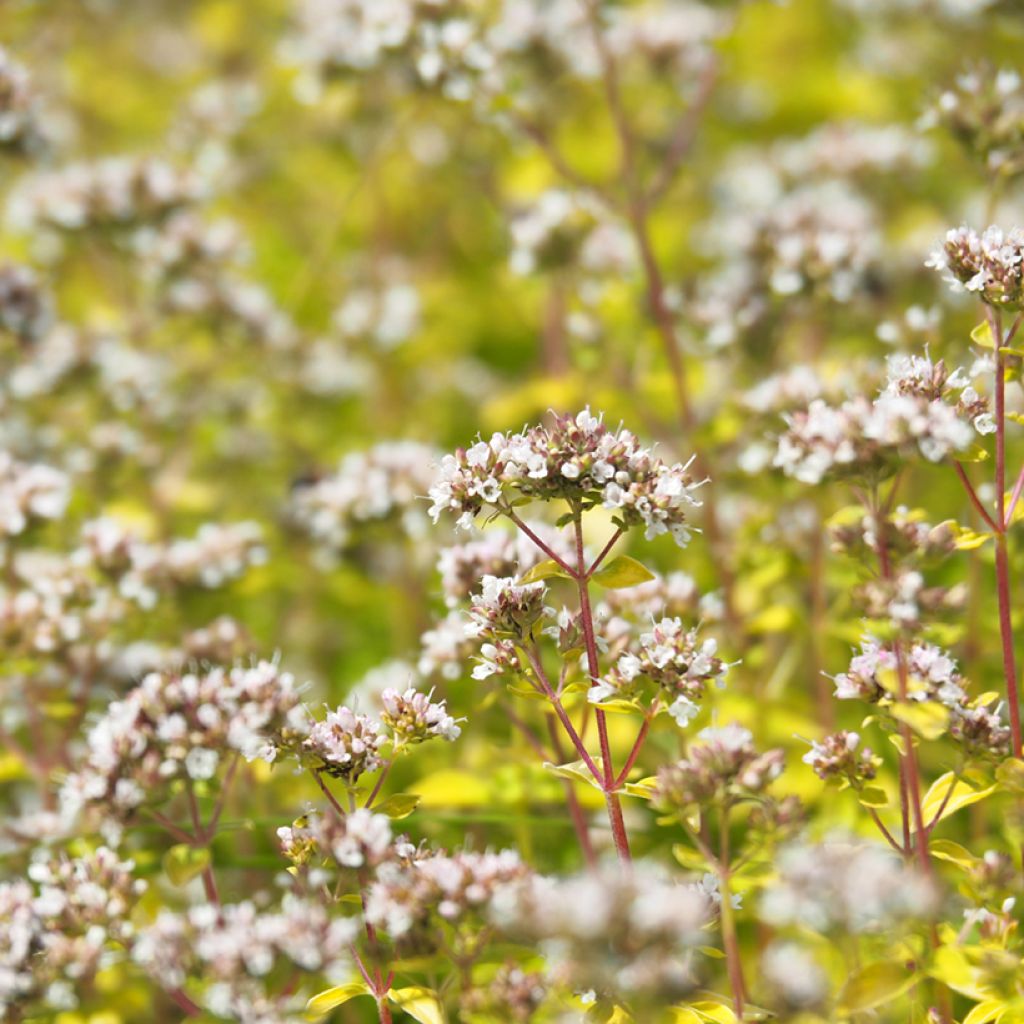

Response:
(653, 724), (785, 808)
(333, 276), (421, 350)
(430, 408), (702, 546)
(81, 517), (267, 606)
(838, 0), (997, 16)
(722, 181), (880, 303)
(61, 661), (307, 821)
(0, 262), (53, 344)
(381, 685), (462, 744)
(290, 441), (441, 554)
(0, 847), (144, 1016)
(278, 807), (394, 868)
(7, 156), (204, 234)
(366, 847), (532, 938)
(760, 838), (936, 933)
(418, 610), (476, 680)
(832, 638), (1009, 756)
(0, 46), (44, 155)
(591, 617), (726, 726)
(133, 896), (357, 1022)
(774, 381), (976, 485)
(303, 705), (386, 781)
(494, 863), (715, 1003)
(923, 68), (1024, 178)
(284, 0), (721, 109)
(773, 122), (930, 180)
(303, 682), (460, 778)
(927, 225), (1024, 308)
(508, 190), (635, 278)
(0, 451), (69, 537)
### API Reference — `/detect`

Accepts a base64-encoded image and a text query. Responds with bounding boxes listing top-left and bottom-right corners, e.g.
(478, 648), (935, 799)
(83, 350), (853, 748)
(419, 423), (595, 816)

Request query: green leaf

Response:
(388, 986), (445, 1024)
(687, 1000), (737, 1023)
(929, 839), (977, 870)
(372, 793), (421, 819)
(857, 786), (889, 809)
(671, 1011), (703, 1024)
(543, 759), (604, 790)
(972, 320), (995, 348)
(838, 962), (917, 1013)
(964, 999), (1007, 1024)
(162, 844), (211, 887)
(890, 701), (950, 740)
(918, 772), (996, 831)
(517, 559), (573, 585)
(305, 982), (371, 1019)
(590, 555), (656, 589)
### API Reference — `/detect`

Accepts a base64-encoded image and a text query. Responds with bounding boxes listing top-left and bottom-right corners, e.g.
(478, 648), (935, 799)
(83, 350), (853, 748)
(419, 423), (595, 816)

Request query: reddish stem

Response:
(522, 643), (603, 782)
(953, 462), (998, 533)
(586, 528), (623, 578)
(506, 509), (576, 575)
(614, 713), (653, 789)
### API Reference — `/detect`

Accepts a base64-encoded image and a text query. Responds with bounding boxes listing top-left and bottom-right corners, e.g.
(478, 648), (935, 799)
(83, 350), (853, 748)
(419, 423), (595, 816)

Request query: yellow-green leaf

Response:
(518, 559), (573, 585)
(162, 844), (210, 887)
(304, 982), (371, 1019)
(388, 986), (445, 1024)
(372, 793), (421, 819)
(972, 320), (995, 348)
(964, 999), (1007, 1024)
(838, 962), (916, 1013)
(929, 839), (976, 870)
(918, 772), (996, 831)
(590, 555), (656, 589)
(542, 759), (604, 790)
(857, 786), (889, 808)
(687, 1000), (737, 1023)
(891, 701), (950, 740)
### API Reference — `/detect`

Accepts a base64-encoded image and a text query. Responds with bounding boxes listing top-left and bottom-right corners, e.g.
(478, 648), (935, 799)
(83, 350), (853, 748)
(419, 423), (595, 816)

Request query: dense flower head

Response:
(381, 686), (462, 744)
(290, 441), (441, 554)
(508, 189), (635, 277)
(775, 389), (976, 485)
(0, 46), (44, 155)
(0, 262), (53, 344)
(653, 724), (785, 809)
(60, 661), (307, 821)
(132, 895), (357, 1021)
(429, 408), (702, 546)
(467, 574), (547, 641)
(366, 847), (532, 940)
(0, 847), (144, 1016)
(924, 67), (1024, 178)
(303, 705), (386, 780)
(760, 838), (937, 933)
(927, 225), (1024, 307)
(493, 863), (716, 1004)
(7, 156), (204, 234)
(833, 639), (1009, 757)
(0, 451), (69, 537)
(801, 731), (877, 784)
(278, 807), (394, 869)
(418, 610), (475, 680)
(590, 617), (726, 724)
(460, 962), (547, 1022)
